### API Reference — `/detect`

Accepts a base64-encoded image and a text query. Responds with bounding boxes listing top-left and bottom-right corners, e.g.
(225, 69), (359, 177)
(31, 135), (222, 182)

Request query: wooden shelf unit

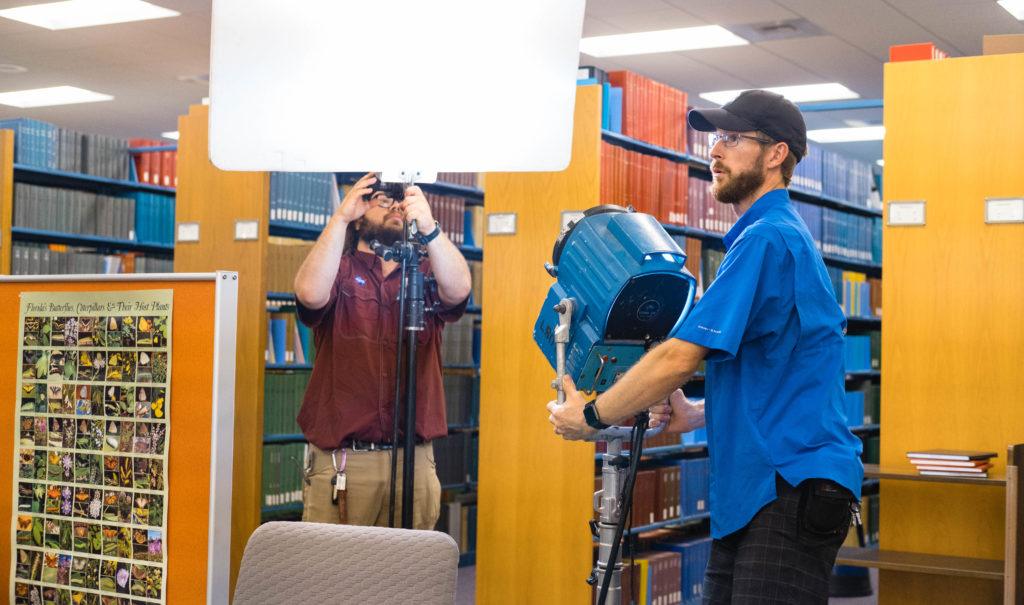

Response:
(880, 52), (1024, 605)
(838, 446), (1022, 599)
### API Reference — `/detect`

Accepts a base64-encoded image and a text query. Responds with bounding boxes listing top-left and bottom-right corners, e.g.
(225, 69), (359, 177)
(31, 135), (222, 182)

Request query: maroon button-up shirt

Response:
(296, 250), (466, 450)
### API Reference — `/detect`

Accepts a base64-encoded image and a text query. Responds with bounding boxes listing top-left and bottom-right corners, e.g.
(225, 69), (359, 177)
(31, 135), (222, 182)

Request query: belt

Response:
(344, 438), (426, 452)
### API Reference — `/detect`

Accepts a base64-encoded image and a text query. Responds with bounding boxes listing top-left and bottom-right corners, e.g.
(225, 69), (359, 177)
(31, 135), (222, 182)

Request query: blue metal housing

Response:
(533, 208), (697, 393)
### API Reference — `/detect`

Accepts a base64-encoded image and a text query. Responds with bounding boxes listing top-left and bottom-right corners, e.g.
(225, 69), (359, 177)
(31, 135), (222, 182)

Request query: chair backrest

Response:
(233, 522), (459, 605)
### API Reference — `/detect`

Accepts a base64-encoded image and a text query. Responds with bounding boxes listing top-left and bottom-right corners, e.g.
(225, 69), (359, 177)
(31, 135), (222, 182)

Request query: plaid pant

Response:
(703, 475), (851, 604)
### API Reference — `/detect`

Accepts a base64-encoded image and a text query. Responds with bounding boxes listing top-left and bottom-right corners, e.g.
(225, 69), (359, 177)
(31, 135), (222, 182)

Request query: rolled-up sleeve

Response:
(296, 268), (344, 329)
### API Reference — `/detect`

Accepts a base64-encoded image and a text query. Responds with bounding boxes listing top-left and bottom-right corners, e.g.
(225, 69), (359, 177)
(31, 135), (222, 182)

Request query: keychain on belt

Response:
(331, 448), (348, 522)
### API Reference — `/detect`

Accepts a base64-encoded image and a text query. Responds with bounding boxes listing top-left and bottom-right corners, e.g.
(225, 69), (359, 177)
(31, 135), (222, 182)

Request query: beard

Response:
(358, 218), (404, 247)
(711, 151), (767, 205)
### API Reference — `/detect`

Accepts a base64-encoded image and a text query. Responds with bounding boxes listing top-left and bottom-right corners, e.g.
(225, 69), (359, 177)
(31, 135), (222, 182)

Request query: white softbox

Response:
(208, 0), (587, 176)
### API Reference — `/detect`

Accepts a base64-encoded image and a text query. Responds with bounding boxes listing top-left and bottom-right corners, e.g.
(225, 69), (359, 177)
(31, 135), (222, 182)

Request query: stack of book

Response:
(906, 449), (997, 477)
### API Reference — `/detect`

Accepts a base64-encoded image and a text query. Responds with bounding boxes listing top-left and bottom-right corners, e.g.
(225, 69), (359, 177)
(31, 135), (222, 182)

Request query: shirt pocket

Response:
(338, 284), (382, 341)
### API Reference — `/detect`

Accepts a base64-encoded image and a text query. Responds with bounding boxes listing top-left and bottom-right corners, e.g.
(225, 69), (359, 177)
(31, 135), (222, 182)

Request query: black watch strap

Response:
(583, 399), (610, 430)
(418, 221), (442, 245)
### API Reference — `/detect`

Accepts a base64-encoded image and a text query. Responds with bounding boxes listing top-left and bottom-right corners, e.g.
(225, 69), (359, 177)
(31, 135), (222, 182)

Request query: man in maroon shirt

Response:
(294, 172), (471, 529)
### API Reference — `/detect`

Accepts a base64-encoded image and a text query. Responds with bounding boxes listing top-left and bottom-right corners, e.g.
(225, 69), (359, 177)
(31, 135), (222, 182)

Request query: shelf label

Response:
(235, 219), (260, 241)
(487, 213), (517, 236)
(887, 201), (926, 226)
(177, 222), (200, 243)
(985, 197), (1024, 224)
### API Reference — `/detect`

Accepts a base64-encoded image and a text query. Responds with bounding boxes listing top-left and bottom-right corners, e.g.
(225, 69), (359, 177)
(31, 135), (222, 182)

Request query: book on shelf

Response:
(606, 70), (687, 153)
(843, 333), (878, 372)
(261, 442), (306, 509)
(435, 497), (477, 555)
(267, 240), (315, 293)
(651, 536), (712, 605)
(10, 243), (171, 275)
(906, 449), (998, 461)
(270, 172), (336, 229)
(435, 172), (479, 188)
(907, 450), (997, 477)
(1, 119), (139, 180)
(128, 138), (177, 187)
(918, 470), (991, 478)
(265, 306), (315, 366)
(264, 370), (309, 436)
(914, 464), (992, 473)
(906, 458), (990, 468)
(424, 192), (466, 246)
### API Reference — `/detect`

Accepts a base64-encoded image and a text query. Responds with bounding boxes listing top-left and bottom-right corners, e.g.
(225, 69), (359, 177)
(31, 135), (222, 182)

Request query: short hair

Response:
(758, 132), (798, 187)
(780, 149), (798, 188)
(343, 221), (360, 255)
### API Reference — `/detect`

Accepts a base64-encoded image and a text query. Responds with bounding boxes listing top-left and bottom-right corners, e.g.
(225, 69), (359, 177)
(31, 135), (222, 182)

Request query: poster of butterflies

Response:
(11, 290), (172, 605)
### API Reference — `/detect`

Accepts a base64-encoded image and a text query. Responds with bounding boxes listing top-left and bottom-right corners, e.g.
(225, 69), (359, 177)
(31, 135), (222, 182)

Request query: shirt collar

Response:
(722, 188), (791, 250)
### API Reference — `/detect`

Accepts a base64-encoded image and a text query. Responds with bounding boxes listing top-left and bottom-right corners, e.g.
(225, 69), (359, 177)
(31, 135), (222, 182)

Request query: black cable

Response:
(597, 416), (648, 605)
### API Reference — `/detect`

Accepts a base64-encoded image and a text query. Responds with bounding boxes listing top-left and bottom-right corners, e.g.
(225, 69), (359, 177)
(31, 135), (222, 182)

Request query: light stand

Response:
(552, 299), (657, 605)
(373, 215), (430, 530)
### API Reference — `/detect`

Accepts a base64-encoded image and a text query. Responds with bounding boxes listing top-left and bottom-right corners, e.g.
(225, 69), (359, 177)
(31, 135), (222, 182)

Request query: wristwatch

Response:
(583, 399), (610, 430)
(417, 220), (442, 245)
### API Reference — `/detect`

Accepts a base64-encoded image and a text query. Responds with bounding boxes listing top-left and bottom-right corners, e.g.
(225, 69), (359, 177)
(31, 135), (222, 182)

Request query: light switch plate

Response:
(177, 222), (200, 242)
(985, 198), (1024, 224)
(487, 213), (517, 235)
(887, 201), (926, 226)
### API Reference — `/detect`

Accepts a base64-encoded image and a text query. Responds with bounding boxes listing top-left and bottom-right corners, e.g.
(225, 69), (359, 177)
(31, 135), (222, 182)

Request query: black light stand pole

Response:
(373, 217), (427, 530)
(400, 226), (426, 529)
(386, 227), (410, 529)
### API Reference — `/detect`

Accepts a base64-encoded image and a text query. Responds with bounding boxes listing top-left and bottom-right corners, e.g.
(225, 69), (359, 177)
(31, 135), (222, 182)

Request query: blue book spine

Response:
(270, 318), (287, 365)
(609, 87), (623, 134)
(601, 82), (611, 131)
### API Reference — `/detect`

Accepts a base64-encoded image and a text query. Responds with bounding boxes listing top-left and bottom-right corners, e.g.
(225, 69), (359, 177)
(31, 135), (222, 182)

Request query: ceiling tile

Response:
(585, 0), (678, 19)
(682, 44), (821, 91)
(666, 0), (799, 26)
(773, 0), (948, 60)
(595, 7), (705, 32)
(759, 35), (884, 97)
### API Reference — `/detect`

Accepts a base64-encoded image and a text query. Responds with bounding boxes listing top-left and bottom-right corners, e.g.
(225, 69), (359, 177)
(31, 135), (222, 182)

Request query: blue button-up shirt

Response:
(671, 188), (863, 539)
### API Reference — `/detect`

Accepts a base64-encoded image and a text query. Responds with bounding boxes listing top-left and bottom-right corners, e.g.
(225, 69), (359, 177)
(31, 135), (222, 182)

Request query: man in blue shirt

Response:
(549, 90), (863, 603)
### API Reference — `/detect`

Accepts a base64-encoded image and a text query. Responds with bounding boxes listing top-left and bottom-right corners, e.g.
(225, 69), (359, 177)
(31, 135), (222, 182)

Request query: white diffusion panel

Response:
(209, 0), (586, 174)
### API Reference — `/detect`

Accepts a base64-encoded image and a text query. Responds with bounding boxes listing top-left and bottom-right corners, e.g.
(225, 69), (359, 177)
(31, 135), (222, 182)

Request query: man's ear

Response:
(768, 142), (788, 169)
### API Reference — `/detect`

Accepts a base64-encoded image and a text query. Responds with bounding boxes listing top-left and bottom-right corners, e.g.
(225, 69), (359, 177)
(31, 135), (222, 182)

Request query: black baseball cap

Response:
(688, 90), (807, 159)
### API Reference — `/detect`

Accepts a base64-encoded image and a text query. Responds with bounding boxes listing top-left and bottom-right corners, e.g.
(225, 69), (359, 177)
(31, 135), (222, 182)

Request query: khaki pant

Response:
(302, 442), (441, 530)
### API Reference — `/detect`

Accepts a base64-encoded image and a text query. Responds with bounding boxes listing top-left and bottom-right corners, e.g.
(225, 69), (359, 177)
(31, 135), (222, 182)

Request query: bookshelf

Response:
(0, 128), (176, 274)
(878, 52), (1024, 604)
(836, 449), (1022, 595)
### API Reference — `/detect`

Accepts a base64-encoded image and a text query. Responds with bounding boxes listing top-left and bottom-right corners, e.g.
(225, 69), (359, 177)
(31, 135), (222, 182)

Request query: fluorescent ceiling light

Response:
(0, 0), (179, 30)
(807, 126), (885, 143)
(0, 85), (112, 108)
(161, 131), (179, 140)
(580, 25), (748, 58)
(998, 0), (1024, 20)
(700, 83), (859, 105)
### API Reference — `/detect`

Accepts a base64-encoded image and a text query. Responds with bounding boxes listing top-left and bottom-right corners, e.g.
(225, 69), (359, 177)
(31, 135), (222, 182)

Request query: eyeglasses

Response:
(368, 192), (398, 209)
(709, 132), (775, 148)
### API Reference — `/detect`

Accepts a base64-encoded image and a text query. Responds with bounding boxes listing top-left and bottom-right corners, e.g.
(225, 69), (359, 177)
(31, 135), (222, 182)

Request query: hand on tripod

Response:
(547, 375), (597, 441)
(399, 185), (435, 236)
